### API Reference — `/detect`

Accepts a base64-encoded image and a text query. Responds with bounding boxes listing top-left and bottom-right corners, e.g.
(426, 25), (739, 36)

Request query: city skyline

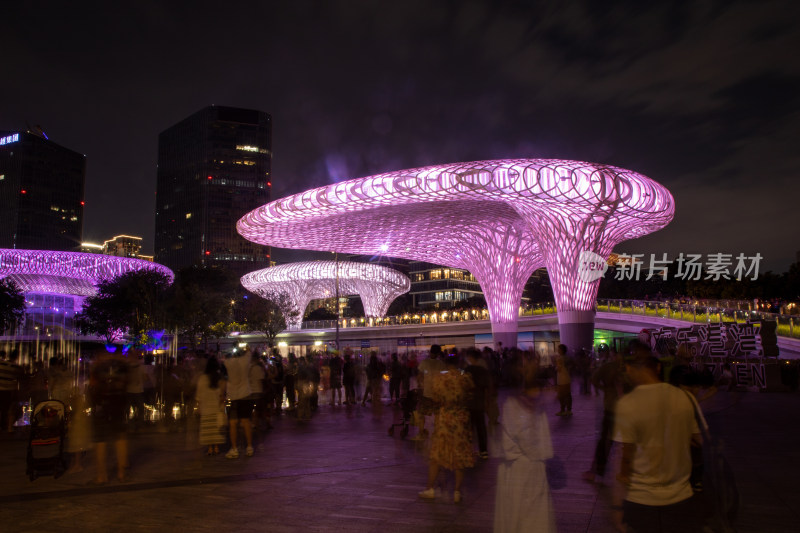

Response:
(2, 1), (798, 271)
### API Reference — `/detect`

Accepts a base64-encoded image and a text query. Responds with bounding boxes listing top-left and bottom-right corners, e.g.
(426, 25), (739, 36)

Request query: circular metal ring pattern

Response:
(0, 249), (175, 297)
(238, 159), (674, 344)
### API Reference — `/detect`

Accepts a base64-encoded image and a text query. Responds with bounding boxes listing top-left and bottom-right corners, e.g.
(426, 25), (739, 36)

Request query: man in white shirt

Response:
(223, 349), (254, 459)
(614, 346), (702, 532)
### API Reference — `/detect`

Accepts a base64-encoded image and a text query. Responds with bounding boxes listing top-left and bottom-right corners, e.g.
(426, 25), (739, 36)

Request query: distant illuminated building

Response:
(0, 129), (86, 251)
(408, 261), (483, 309)
(154, 105), (272, 275)
(81, 235), (153, 261)
(103, 235), (142, 258)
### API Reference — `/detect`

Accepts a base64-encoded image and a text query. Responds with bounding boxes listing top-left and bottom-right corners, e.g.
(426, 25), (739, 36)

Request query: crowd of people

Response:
(0, 337), (730, 532)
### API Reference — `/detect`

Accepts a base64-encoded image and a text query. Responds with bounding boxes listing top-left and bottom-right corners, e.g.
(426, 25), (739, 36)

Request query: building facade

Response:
(154, 106), (272, 275)
(408, 261), (483, 309)
(0, 130), (86, 251)
(82, 235), (153, 261)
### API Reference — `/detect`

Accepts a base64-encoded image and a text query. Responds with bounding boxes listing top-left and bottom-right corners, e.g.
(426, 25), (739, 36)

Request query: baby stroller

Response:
(388, 388), (419, 439)
(26, 399), (67, 481)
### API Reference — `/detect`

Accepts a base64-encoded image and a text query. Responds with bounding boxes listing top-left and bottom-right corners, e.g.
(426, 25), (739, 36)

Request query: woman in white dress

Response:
(197, 356), (227, 455)
(494, 360), (556, 533)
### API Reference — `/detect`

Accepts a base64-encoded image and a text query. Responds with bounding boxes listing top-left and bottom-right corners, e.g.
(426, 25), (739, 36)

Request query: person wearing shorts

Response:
(223, 350), (254, 459)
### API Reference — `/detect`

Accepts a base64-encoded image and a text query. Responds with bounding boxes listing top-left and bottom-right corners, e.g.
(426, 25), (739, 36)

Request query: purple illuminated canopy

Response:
(0, 249), (175, 298)
(238, 159), (674, 350)
(241, 261), (410, 329)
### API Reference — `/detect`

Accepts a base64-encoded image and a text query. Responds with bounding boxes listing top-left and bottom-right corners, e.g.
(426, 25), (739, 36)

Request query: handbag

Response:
(684, 391), (740, 533)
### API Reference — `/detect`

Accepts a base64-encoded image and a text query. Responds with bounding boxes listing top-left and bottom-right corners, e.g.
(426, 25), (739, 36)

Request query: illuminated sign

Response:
(235, 145), (266, 153)
(0, 133), (19, 146)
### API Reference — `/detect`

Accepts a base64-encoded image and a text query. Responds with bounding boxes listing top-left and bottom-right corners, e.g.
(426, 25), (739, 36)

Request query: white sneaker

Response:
(245, 446), (254, 457)
(418, 488), (435, 499)
(225, 448), (239, 459)
(454, 490), (462, 504)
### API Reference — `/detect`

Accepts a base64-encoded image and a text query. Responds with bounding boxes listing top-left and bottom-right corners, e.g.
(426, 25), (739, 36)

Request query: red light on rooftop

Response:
(207, 176), (213, 180)
(80, 201), (85, 206)
(20, 190), (26, 194)
(205, 251), (211, 255)
(267, 182), (271, 187)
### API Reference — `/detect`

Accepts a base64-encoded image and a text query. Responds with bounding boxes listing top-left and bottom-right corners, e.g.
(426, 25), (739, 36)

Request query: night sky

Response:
(3, 1), (798, 272)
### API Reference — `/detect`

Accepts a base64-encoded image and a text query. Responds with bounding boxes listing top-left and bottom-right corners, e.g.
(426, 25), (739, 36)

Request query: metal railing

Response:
(297, 299), (800, 340)
(596, 299), (799, 339)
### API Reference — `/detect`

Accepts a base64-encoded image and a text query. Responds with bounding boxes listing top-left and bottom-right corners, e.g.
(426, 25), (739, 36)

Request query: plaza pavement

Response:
(0, 387), (798, 533)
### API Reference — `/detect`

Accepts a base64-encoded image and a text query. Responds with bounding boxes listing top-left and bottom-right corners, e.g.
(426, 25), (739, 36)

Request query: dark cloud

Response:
(1, 0), (798, 271)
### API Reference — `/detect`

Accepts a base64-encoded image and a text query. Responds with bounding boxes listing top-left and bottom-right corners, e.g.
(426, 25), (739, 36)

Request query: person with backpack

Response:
(614, 348), (703, 532)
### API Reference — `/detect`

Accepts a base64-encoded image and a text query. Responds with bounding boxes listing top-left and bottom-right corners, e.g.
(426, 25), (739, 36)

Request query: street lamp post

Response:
(335, 252), (340, 352)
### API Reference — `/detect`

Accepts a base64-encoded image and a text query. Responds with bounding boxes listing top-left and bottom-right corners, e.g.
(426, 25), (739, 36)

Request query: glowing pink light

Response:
(0, 249), (174, 299)
(237, 159), (674, 348)
(241, 261), (410, 330)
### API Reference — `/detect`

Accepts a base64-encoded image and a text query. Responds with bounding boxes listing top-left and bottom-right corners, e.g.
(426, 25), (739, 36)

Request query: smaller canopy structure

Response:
(0, 249), (175, 336)
(0, 249), (174, 297)
(241, 261), (410, 329)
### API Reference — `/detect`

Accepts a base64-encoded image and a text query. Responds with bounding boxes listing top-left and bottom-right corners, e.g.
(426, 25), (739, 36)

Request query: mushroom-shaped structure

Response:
(241, 261), (410, 330)
(238, 159), (674, 350)
(0, 249), (174, 334)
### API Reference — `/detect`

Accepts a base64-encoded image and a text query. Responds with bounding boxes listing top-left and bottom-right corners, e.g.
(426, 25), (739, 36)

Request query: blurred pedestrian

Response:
(223, 349), (254, 458)
(248, 351), (267, 430)
(494, 359), (556, 532)
(614, 351), (702, 532)
(328, 351), (343, 406)
(361, 352), (385, 406)
(464, 348), (490, 459)
(342, 350), (357, 405)
(88, 352), (130, 484)
(412, 345), (445, 440)
(418, 354), (475, 504)
(197, 356), (227, 455)
(583, 347), (624, 483)
(555, 345), (572, 416)
(388, 353), (403, 405)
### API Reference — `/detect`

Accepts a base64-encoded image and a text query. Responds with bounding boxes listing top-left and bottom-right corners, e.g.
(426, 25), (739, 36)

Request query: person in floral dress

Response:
(419, 354), (475, 503)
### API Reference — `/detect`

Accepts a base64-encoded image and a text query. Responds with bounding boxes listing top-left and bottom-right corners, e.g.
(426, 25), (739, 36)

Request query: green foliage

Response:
(76, 270), (171, 344)
(236, 292), (296, 347)
(0, 278), (25, 334)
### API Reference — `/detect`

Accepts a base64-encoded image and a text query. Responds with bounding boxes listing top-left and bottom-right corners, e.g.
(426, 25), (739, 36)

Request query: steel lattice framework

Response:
(0, 249), (175, 298)
(237, 159), (674, 349)
(241, 261), (410, 329)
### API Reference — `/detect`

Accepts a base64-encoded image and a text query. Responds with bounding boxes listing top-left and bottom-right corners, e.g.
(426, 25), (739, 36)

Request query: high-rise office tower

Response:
(0, 130), (86, 251)
(154, 106), (272, 275)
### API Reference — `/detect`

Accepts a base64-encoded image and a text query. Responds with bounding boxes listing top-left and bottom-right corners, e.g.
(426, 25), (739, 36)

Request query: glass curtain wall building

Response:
(0, 130), (86, 251)
(154, 106), (272, 275)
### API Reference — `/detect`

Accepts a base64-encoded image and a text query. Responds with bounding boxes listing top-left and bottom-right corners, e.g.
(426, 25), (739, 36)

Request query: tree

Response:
(76, 270), (171, 344)
(75, 292), (126, 344)
(0, 278), (25, 334)
(238, 292), (298, 347)
(166, 266), (238, 350)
